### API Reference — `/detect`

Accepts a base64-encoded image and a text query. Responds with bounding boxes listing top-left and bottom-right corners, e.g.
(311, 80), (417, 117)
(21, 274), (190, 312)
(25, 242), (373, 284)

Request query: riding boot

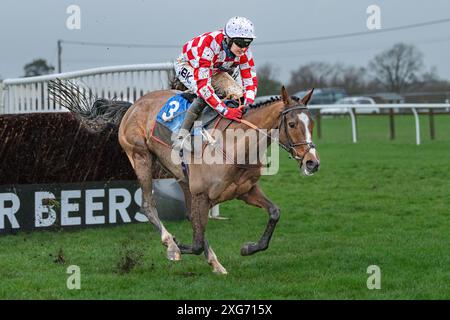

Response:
(173, 97), (207, 150)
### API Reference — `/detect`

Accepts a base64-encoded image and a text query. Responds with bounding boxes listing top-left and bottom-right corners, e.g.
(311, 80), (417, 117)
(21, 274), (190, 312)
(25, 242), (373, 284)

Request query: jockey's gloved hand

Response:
(223, 105), (244, 122)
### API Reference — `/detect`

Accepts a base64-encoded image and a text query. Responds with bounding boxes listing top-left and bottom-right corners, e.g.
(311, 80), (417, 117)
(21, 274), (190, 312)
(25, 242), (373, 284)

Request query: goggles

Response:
(232, 38), (253, 48)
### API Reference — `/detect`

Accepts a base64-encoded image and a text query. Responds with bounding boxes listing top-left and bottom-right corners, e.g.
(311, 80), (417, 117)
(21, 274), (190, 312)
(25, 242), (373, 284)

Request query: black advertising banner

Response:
(0, 179), (186, 235)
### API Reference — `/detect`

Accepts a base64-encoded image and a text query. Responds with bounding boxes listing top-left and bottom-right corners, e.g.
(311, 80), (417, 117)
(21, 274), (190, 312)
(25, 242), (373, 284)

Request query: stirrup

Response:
(172, 134), (192, 152)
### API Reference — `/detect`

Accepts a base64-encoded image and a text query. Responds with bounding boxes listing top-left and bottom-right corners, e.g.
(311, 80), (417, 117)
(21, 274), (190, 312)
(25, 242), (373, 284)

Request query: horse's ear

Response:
(301, 88), (314, 106)
(281, 86), (290, 105)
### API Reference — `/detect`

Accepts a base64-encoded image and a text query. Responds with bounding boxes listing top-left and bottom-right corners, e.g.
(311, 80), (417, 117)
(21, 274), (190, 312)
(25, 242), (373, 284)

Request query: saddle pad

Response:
(151, 94), (222, 148)
(156, 94), (192, 132)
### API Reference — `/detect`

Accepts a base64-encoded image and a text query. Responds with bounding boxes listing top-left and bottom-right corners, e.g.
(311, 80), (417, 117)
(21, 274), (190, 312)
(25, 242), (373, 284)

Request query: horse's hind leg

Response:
(173, 193), (227, 274)
(132, 150), (181, 261)
(178, 181), (192, 221)
(174, 193), (209, 254)
(237, 184), (280, 256)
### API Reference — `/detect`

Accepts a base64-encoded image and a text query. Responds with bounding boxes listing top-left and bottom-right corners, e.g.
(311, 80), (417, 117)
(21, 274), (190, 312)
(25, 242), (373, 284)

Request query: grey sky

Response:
(1, 0), (450, 84)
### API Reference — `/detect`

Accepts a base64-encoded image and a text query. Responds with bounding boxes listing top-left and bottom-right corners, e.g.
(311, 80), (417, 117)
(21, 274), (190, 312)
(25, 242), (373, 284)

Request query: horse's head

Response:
(278, 86), (320, 176)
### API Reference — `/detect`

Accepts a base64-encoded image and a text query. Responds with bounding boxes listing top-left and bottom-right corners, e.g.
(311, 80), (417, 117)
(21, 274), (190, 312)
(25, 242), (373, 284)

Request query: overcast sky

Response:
(1, 0), (450, 83)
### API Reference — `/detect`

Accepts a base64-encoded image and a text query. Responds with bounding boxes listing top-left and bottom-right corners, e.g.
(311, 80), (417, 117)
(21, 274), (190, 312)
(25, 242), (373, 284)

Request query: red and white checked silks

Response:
(175, 30), (258, 114)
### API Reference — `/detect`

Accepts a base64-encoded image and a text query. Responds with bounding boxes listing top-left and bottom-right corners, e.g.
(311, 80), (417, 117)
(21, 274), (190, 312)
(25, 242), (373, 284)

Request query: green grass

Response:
(1, 114), (450, 299)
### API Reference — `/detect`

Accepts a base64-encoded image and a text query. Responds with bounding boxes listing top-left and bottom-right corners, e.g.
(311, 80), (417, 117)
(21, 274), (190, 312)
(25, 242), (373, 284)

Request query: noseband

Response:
(279, 105), (316, 163)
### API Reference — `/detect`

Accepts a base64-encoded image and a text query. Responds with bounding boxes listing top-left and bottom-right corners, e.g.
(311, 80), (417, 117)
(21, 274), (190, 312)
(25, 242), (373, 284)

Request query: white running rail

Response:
(310, 104), (450, 145)
(2, 67), (450, 146)
(1, 63), (175, 114)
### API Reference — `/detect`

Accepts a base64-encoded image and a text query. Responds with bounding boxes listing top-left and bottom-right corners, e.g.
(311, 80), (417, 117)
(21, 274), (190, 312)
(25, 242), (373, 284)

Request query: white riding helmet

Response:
(224, 16), (256, 39)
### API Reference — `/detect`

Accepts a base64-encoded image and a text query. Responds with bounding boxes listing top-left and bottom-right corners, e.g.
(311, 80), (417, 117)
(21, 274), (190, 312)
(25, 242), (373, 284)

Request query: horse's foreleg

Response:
(174, 237), (227, 274)
(132, 151), (181, 261)
(204, 239), (227, 274)
(238, 184), (280, 256)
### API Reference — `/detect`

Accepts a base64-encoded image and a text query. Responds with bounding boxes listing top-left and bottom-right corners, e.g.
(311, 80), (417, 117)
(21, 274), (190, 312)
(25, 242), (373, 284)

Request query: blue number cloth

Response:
(156, 94), (192, 133)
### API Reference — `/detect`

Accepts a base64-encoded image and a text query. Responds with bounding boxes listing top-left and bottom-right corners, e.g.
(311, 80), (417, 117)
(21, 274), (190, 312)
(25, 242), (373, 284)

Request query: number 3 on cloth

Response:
(162, 100), (180, 122)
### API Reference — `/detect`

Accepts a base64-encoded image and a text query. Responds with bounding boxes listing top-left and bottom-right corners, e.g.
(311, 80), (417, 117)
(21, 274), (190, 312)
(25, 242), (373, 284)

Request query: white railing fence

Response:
(310, 104), (450, 145)
(2, 64), (450, 145)
(1, 63), (175, 114)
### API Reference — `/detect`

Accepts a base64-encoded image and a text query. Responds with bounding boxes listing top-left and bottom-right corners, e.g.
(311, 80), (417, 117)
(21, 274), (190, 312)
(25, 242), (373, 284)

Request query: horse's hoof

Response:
(167, 248), (181, 261)
(209, 216), (230, 220)
(213, 265), (228, 275)
(240, 242), (258, 256)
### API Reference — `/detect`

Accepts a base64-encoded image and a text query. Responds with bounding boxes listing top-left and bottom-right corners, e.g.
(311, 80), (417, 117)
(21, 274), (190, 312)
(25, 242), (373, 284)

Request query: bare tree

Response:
(336, 65), (368, 95)
(414, 67), (450, 93)
(256, 63), (282, 96)
(288, 62), (335, 93)
(287, 62), (367, 95)
(369, 43), (424, 93)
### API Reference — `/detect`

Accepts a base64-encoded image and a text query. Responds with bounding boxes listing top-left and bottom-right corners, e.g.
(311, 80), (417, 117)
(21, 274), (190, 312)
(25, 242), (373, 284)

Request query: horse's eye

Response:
(288, 122), (295, 128)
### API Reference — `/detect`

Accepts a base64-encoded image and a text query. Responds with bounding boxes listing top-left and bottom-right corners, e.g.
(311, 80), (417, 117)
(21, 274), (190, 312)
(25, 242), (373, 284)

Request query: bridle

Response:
(278, 105), (316, 164)
(178, 102), (317, 181)
(197, 103), (317, 169)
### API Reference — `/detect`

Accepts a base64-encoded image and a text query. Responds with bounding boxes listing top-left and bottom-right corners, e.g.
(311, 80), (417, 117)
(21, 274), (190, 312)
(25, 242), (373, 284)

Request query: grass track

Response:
(1, 114), (450, 299)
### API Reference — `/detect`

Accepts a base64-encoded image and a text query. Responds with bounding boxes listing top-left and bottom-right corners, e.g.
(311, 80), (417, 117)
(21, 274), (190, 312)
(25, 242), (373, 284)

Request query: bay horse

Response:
(51, 81), (320, 274)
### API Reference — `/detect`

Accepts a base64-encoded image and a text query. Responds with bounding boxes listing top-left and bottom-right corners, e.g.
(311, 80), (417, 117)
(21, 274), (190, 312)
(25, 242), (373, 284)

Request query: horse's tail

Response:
(48, 79), (132, 134)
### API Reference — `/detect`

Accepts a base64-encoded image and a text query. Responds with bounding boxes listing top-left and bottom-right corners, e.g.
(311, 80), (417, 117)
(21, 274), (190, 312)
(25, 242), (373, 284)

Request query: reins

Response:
(183, 102), (316, 172)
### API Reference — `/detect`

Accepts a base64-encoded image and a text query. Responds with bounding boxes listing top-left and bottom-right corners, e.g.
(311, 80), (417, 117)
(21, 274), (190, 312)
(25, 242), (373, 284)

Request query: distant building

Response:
(366, 92), (404, 104)
(294, 88), (347, 105)
(402, 91), (450, 103)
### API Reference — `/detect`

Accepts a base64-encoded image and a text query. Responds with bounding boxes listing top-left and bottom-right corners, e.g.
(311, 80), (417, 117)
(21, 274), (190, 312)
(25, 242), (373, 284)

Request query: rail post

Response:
(411, 108), (421, 145)
(348, 107), (357, 143)
(389, 108), (395, 140)
(429, 108), (435, 140)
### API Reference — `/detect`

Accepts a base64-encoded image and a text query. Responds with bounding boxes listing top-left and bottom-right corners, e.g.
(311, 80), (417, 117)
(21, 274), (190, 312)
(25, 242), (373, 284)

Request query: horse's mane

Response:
(247, 95), (301, 109)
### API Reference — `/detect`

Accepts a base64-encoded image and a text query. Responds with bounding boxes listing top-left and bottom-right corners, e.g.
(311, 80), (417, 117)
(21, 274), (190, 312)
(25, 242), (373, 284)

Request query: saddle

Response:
(150, 92), (240, 149)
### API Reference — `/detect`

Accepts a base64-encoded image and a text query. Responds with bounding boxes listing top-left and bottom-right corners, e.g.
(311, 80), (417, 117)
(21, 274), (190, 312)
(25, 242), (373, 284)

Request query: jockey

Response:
(173, 16), (258, 149)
